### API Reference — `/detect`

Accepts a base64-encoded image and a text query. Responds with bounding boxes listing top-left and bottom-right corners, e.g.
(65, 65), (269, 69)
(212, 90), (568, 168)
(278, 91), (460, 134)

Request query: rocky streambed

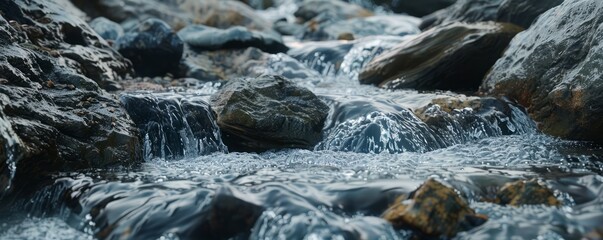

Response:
(0, 0), (602, 239)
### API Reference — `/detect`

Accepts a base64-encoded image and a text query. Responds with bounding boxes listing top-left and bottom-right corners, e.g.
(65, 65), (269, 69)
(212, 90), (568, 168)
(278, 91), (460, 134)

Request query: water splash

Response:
(120, 93), (227, 161)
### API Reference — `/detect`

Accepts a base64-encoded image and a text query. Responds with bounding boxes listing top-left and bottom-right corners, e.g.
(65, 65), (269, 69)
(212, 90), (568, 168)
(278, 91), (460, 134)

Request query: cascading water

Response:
(2, 0), (603, 239)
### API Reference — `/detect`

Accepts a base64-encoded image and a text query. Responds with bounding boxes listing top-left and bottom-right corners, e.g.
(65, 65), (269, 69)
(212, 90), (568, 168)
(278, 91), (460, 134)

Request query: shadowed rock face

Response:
(382, 179), (487, 238)
(420, 0), (563, 30)
(210, 75), (329, 152)
(359, 22), (522, 91)
(115, 18), (184, 77)
(481, 0), (603, 143)
(0, 0), (141, 195)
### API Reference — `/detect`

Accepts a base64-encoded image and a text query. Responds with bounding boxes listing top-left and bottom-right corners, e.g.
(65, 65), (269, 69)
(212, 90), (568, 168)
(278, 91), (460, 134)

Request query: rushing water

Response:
(2, 0), (603, 239)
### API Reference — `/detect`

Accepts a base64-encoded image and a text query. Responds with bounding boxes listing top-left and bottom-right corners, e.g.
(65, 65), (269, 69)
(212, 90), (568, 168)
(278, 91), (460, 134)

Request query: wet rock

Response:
(294, 0), (373, 23)
(238, 0), (275, 9)
(495, 179), (560, 207)
(115, 18), (184, 77)
(300, 15), (420, 41)
(273, 19), (304, 36)
(481, 0), (603, 143)
(210, 75), (329, 152)
(358, 0), (457, 17)
(71, 0), (275, 33)
(178, 25), (288, 54)
(120, 93), (227, 160)
(359, 22), (522, 91)
(288, 41), (354, 74)
(420, 0), (563, 30)
(89, 17), (123, 41)
(0, 0), (141, 195)
(382, 179), (487, 238)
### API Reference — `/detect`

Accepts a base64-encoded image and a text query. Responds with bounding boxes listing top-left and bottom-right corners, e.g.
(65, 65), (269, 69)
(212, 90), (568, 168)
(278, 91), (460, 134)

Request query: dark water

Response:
(1, 0), (603, 239)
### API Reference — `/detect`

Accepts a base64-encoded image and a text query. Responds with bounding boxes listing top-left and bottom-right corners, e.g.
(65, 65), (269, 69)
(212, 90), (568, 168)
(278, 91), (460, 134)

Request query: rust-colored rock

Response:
(382, 179), (488, 238)
(495, 179), (560, 207)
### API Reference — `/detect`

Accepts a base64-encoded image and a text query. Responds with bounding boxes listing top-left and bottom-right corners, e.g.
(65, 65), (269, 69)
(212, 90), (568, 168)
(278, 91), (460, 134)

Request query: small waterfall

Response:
(120, 93), (227, 161)
(0, 108), (23, 194)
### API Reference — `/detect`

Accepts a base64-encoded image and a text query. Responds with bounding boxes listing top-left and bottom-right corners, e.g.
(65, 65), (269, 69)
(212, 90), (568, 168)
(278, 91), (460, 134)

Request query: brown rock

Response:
(382, 179), (488, 238)
(495, 179), (560, 207)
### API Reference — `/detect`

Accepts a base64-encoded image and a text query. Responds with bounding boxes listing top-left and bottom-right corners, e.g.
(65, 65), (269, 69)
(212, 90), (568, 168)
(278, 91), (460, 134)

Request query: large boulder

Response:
(481, 0), (603, 143)
(420, 0), (563, 30)
(382, 179), (487, 238)
(115, 18), (184, 77)
(210, 75), (329, 152)
(359, 22), (522, 91)
(178, 25), (288, 54)
(0, 0), (141, 195)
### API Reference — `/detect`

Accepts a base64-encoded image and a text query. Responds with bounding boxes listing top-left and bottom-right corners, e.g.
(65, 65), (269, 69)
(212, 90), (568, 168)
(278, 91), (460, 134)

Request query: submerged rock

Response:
(495, 179), (560, 207)
(178, 25), (288, 54)
(382, 179), (487, 238)
(0, 0), (140, 195)
(359, 22), (522, 91)
(115, 18), (184, 77)
(210, 75), (329, 152)
(89, 17), (124, 41)
(482, 0), (603, 143)
(120, 93), (227, 160)
(421, 0), (563, 30)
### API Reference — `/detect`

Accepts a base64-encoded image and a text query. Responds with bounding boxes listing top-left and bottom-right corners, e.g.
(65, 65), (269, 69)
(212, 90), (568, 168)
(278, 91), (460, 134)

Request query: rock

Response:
(71, 0), (275, 33)
(210, 75), (329, 152)
(294, 0), (373, 23)
(288, 41), (354, 74)
(495, 179), (560, 207)
(481, 0), (603, 143)
(0, 0), (141, 195)
(358, 0), (456, 17)
(382, 179), (487, 238)
(120, 93), (227, 160)
(238, 0), (275, 9)
(300, 15), (420, 41)
(359, 22), (522, 91)
(273, 19), (304, 36)
(420, 0), (563, 30)
(115, 18), (184, 77)
(178, 25), (288, 54)
(89, 17), (124, 41)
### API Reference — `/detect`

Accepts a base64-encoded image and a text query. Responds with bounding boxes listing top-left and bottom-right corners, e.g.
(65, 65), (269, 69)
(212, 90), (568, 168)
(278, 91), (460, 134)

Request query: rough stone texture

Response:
(210, 75), (329, 152)
(178, 25), (288, 54)
(115, 18), (183, 77)
(359, 22), (522, 91)
(70, 0), (275, 33)
(382, 179), (487, 238)
(495, 179), (560, 207)
(120, 93), (227, 160)
(481, 0), (603, 143)
(420, 0), (563, 30)
(0, 0), (141, 195)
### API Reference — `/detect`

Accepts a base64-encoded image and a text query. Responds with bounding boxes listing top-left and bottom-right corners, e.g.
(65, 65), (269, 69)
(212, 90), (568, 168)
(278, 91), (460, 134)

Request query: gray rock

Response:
(210, 75), (329, 152)
(89, 17), (124, 41)
(359, 22), (522, 91)
(481, 0), (603, 143)
(178, 25), (288, 54)
(294, 0), (373, 23)
(420, 0), (563, 30)
(115, 18), (184, 77)
(300, 15), (420, 41)
(356, 0), (456, 17)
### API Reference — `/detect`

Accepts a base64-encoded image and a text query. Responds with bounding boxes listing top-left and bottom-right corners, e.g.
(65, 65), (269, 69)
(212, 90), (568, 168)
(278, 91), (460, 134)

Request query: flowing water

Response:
(1, 0), (603, 239)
